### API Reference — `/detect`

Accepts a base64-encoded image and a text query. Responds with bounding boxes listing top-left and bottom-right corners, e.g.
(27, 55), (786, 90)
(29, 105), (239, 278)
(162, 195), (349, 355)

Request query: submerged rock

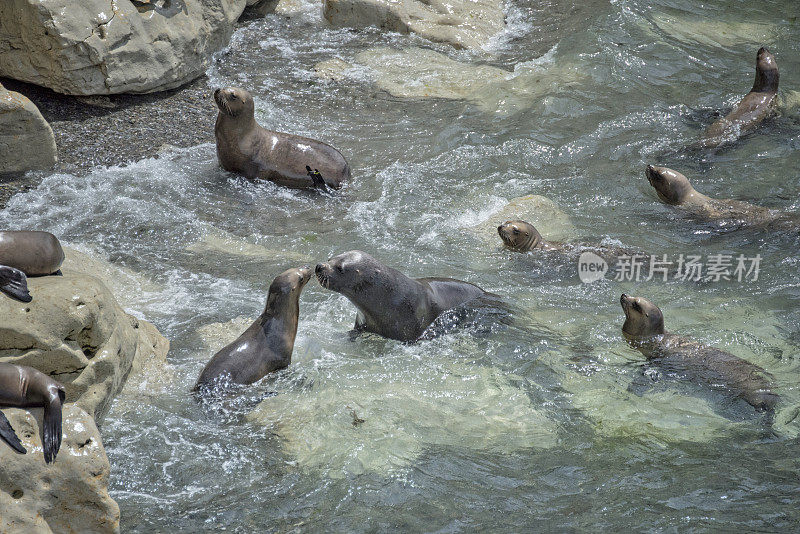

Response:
(317, 46), (584, 115)
(0, 405), (119, 534)
(323, 0), (505, 50)
(0, 0), (246, 95)
(247, 363), (559, 477)
(468, 194), (576, 242)
(0, 83), (57, 174)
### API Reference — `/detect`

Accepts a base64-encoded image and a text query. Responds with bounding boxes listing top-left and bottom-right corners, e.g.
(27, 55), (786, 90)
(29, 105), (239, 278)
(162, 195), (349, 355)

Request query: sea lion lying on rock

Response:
(214, 86), (351, 189)
(0, 231), (65, 302)
(645, 165), (798, 230)
(620, 294), (778, 414)
(698, 47), (778, 148)
(316, 250), (502, 342)
(195, 266), (313, 393)
(0, 362), (66, 463)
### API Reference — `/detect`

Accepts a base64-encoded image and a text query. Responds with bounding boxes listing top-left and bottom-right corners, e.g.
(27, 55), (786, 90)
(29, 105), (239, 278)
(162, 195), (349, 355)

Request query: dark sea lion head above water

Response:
(497, 220), (543, 251)
(315, 250), (383, 298)
(752, 47), (779, 93)
(645, 165), (704, 206)
(264, 265), (313, 315)
(620, 293), (665, 341)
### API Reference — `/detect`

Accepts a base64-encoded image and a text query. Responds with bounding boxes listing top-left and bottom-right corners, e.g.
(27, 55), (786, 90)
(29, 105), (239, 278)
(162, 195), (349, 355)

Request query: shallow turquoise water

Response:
(2, 0), (800, 530)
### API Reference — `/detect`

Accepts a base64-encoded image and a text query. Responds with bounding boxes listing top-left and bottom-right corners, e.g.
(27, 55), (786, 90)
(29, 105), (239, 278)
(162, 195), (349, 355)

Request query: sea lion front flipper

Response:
(42, 391), (65, 464)
(53, 270), (63, 276)
(0, 410), (26, 454)
(0, 265), (32, 303)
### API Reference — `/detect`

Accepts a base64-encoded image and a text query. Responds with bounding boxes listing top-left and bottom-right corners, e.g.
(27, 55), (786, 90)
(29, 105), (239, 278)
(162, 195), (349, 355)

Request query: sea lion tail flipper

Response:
(42, 394), (64, 464)
(53, 270), (63, 276)
(306, 166), (326, 188)
(0, 266), (32, 303)
(0, 410), (26, 454)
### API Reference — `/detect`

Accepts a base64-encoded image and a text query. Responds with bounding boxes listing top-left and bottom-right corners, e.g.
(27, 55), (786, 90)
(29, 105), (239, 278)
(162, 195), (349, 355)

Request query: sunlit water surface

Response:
(3, 0), (800, 530)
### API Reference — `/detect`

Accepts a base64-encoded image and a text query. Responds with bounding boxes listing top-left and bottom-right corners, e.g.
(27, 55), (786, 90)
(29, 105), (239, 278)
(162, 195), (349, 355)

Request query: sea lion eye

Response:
(336, 265), (344, 273)
(632, 302), (641, 312)
(512, 229), (519, 235)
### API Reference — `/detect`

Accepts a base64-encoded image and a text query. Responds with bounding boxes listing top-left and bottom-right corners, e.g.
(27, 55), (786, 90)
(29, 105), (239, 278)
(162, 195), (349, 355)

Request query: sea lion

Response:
(315, 250), (500, 341)
(620, 294), (778, 413)
(214, 87), (351, 189)
(699, 47), (779, 148)
(497, 220), (640, 268)
(0, 362), (66, 463)
(645, 165), (797, 229)
(0, 230), (65, 302)
(195, 266), (313, 392)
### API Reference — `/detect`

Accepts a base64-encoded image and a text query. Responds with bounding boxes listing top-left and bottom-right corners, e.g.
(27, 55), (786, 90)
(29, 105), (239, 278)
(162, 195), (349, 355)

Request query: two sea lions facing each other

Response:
(214, 87), (351, 190)
(620, 294), (778, 415)
(645, 165), (798, 230)
(0, 230), (65, 303)
(0, 362), (66, 464)
(698, 47), (779, 149)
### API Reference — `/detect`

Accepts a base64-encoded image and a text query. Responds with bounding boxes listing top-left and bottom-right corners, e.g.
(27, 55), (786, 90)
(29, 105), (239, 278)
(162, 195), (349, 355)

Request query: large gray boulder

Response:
(0, 0), (246, 95)
(323, 0), (505, 50)
(0, 82), (57, 174)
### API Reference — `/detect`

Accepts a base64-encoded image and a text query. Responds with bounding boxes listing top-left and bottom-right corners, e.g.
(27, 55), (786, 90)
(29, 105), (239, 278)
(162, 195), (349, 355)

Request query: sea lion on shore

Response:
(316, 250), (501, 341)
(699, 47), (778, 148)
(214, 87), (351, 189)
(0, 230), (65, 302)
(620, 294), (778, 413)
(0, 362), (66, 463)
(195, 266), (313, 392)
(645, 165), (797, 230)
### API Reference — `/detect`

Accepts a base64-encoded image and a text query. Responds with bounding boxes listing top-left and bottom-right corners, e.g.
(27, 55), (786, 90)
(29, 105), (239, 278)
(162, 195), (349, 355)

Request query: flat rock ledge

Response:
(323, 0), (506, 50)
(0, 248), (169, 533)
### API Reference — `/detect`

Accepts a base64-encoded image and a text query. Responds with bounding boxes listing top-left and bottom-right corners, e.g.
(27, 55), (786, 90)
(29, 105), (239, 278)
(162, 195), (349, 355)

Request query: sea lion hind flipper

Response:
(42, 394), (64, 464)
(0, 265), (32, 302)
(0, 410), (26, 454)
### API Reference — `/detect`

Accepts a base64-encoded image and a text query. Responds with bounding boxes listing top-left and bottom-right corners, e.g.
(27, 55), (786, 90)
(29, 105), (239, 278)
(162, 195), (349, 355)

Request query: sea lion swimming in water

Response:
(195, 266), (313, 393)
(316, 250), (502, 342)
(214, 87), (351, 189)
(497, 220), (639, 262)
(698, 47), (778, 149)
(0, 231), (65, 302)
(645, 165), (798, 230)
(619, 294), (778, 414)
(0, 362), (66, 463)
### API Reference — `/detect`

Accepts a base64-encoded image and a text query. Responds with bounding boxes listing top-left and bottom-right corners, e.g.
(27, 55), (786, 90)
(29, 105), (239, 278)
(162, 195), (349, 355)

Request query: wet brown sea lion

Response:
(699, 47), (778, 148)
(0, 362), (66, 463)
(620, 294), (778, 413)
(497, 220), (639, 262)
(315, 250), (501, 342)
(645, 165), (798, 230)
(195, 266), (313, 392)
(214, 87), (351, 189)
(0, 230), (65, 302)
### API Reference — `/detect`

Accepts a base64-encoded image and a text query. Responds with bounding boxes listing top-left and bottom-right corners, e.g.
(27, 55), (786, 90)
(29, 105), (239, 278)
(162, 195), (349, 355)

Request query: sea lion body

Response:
(645, 165), (795, 229)
(316, 250), (498, 341)
(620, 294), (778, 413)
(700, 47), (778, 148)
(497, 220), (637, 262)
(214, 87), (351, 189)
(195, 266), (312, 391)
(0, 362), (66, 463)
(0, 231), (65, 302)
